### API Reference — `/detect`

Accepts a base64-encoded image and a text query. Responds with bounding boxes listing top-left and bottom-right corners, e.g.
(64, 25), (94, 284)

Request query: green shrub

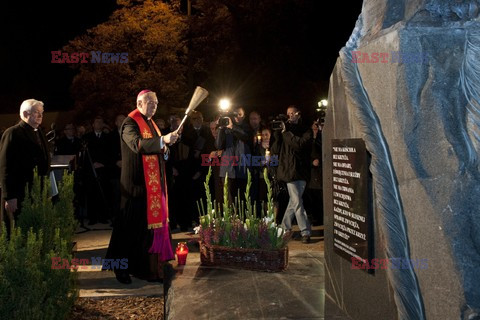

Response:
(0, 171), (77, 320)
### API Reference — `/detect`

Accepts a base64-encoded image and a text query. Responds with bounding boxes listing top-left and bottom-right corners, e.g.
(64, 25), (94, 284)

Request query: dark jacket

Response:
(182, 123), (215, 177)
(0, 120), (50, 201)
(120, 116), (167, 199)
(271, 121), (312, 183)
(55, 136), (82, 156)
(308, 131), (322, 189)
(83, 131), (111, 166)
(215, 122), (250, 179)
(107, 129), (122, 179)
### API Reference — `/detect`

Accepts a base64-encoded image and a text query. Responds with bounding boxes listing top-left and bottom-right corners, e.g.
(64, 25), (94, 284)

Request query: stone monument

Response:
(324, 1), (480, 319)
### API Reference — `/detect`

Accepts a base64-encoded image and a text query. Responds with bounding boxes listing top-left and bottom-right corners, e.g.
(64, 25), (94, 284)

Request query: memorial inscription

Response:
(331, 139), (371, 267)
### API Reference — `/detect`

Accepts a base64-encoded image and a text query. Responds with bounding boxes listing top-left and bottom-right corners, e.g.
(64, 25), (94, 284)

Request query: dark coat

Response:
(271, 121), (312, 183)
(215, 122), (251, 179)
(0, 120), (50, 202)
(120, 116), (166, 199)
(54, 136), (82, 156)
(308, 132), (322, 189)
(83, 131), (110, 166)
(107, 129), (122, 179)
(182, 123), (215, 177)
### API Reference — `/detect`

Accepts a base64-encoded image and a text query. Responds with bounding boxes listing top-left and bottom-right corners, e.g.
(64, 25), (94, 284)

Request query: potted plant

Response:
(195, 167), (289, 272)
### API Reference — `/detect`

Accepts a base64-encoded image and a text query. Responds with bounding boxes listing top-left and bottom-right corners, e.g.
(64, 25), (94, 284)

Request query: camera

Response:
(217, 110), (239, 128)
(316, 110), (326, 124)
(218, 117), (230, 127)
(270, 114), (288, 131)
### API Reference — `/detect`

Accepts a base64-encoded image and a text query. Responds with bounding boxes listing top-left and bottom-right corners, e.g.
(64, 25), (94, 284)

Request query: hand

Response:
(172, 167), (179, 177)
(5, 198), (18, 214)
(192, 172), (201, 180)
(280, 121), (286, 133)
(116, 160), (122, 168)
(313, 159), (320, 167)
(93, 162), (104, 169)
(209, 151), (217, 159)
(226, 117), (233, 129)
(164, 132), (179, 144)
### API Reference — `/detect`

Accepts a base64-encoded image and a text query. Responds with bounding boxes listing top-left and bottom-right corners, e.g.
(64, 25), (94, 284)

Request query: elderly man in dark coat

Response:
(106, 90), (179, 284)
(0, 99), (50, 234)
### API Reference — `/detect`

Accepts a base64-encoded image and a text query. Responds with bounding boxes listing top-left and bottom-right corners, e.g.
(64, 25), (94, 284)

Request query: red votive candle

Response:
(176, 242), (189, 265)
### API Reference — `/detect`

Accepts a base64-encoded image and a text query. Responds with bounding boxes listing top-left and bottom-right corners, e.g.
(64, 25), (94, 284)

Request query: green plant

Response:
(0, 170), (77, 320)
(197, 167), (287, 250)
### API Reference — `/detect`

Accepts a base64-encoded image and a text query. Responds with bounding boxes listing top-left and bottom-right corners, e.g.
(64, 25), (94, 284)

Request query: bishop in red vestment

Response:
(106, 90), (179, 284)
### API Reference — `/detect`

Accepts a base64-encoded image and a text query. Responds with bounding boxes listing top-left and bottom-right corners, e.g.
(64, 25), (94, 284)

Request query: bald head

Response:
(137, 92), (158, 120)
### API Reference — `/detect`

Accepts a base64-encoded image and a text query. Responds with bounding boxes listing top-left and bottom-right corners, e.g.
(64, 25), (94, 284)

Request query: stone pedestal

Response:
(324, 1), (480, 319)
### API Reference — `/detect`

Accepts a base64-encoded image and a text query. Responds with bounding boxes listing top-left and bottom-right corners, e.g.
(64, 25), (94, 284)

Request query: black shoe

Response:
(302, 236), (311, 244)
(88, 220), (97, 226)
(115, 272), (132, 284)
(99, 219), (109, 224)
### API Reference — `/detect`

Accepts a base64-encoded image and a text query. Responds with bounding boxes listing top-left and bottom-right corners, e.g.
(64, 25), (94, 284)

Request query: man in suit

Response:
(54, 123), (82, 156)
(0, 99), (51, 234)
(181, 111), (215, 226)
(83, 116), (111, 225)
(108, 114), (126, 222)
(106, 90), (178, 284)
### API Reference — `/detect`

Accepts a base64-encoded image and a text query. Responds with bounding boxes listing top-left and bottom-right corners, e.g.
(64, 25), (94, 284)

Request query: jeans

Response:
(281, 180), (311, 237)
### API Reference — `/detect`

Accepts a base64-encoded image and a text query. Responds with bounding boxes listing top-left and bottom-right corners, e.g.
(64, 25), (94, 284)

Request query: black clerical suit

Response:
(106, 115), (169, 281)
(0, 120), (50, 230)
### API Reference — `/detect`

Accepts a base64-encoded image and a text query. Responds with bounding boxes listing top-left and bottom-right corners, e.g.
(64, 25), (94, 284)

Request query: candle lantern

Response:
(176, 242), (189, 265)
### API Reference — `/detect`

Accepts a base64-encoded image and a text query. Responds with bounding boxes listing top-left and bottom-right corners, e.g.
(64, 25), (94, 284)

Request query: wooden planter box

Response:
(199, 241), (288, 272)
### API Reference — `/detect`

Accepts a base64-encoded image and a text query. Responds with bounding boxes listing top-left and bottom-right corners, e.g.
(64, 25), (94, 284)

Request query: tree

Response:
(188, 0), (329, 114)
(64, 0), (188, 119)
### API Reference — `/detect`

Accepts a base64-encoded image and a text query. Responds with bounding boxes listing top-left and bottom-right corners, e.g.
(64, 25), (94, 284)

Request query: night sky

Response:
(0, 0), (362, 115)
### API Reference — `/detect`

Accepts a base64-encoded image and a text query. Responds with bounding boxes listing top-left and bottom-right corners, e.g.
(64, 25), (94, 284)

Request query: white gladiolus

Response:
(277, 227), (284, 238)
(194, 226), (201, 234)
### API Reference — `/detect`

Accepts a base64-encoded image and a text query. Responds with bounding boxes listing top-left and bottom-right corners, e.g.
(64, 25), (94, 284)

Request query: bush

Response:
(0, 171), (77, 320)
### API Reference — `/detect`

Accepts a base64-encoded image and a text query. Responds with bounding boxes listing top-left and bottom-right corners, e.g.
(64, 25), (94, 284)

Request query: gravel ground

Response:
(71, 297), (164, 320)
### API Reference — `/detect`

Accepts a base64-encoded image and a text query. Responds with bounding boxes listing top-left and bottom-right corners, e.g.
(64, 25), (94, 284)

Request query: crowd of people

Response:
(0, 102), (325, 235)
(0, 95), (324, 284)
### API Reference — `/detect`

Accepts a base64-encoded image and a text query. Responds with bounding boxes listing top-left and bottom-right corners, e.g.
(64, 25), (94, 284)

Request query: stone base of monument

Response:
(166, 228), (323, 320)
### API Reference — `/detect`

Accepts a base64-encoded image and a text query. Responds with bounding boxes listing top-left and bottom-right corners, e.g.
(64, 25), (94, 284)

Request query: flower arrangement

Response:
(196, 167), (288, 251)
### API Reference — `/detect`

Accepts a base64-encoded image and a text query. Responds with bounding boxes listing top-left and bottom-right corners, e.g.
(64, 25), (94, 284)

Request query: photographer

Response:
(215, 106), (251, 203)
(270, 105), (313, 243)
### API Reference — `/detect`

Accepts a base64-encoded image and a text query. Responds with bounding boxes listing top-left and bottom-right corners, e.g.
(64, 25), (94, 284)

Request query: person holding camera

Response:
(271, 105), (313, 243)
(215, 106), (251, 203)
